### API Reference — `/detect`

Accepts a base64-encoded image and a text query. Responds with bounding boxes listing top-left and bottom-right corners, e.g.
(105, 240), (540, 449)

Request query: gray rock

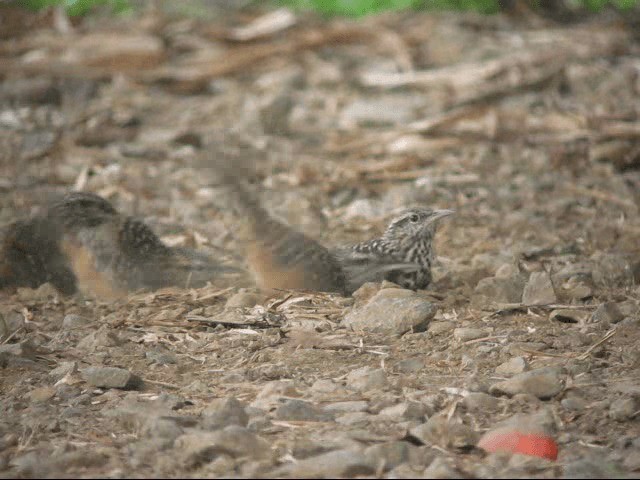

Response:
(464, 374), (491, 393)
(622, 449), (640, 471)
(423, 456), (462, 478)
(511, 393), (542, 405)
(225, 291), (263, 309)
(55, 384), (82, 402)
(153, 393), (192, 411)
(322, 401), (369, 414)
(462, 392), (500, 412)
(340, 95), (420, 128)
(62, 314), (92, 329)
(390, 463), (432, 478)
(428, 321), (456, 336)
(77, 326), (121, 350)
(522, 272), (557, 305)
(0, 339), (40, 358)
(495, 357), (528, 376)
(103, 396), (180, 432)
(49, 361), (78, 379)
(82, 366), (141, 389)
(335, 412), (371, 426)
(489, 367), (565, 399)
(274, 399), (333, 422)
(26, 386), (56, 403)
(287, 437), (350, 460)
(145, 349), (178, 365)
(409, 414), (477, 450)
(609, 397), (638, 421)
(350, 281), (382, 305)
(591, 252), (636, 286)
(364, 441), (411, 471)
(247, 416), (272, 433)
(21, 131), (57, 161)
(10, 451), (52, 478)
(141, 416), (184, 447)
(368, 393), (400, 414)
(346, 366), (388, 392)
(202, 397), (249, 430)
(561, 395), (587, 412)
(0, 433), (18, 452)
(620, 317), (640, 326)
(617, 300), (639, 318)
(395, 357), (424, 373)
(271, 449), (376, 478)
(379, 401), (427, 421)
(310, 378), (342, 394)
(250, 380), (302, 410)
(343, 288), (436, 335)
(504, 453), (556, 476)
(474, 275), (525, 303)
(453, 327), (487, 342)
(69, 393), (92, 406)
(591, 302), (625, 324)
(562, 457), (626, 479)
(0, 310), (25, 339)
(175, 426), (270, 467)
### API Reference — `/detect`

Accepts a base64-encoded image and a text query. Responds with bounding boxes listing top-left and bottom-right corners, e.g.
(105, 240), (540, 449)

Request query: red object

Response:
(478, 430), (558, 461)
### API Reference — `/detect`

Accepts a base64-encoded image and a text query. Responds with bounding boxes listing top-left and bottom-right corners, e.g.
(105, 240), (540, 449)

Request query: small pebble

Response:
(62, 314), (92, 329)
(522, 271), (557, 305)
(274, 399), (333, 422)
(346, 366), (388, 392)
(495, 357), (528, 376)
(27, 386), (56, 403)
(82, 366), (140, 389)
(490, 367), (565, 399)
(453, 327), (487, 342)
(609, 397), (638, 421)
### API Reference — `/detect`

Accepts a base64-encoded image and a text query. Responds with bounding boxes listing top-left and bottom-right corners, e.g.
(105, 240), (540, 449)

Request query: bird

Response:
(212, 162), (348, 295)
(0, 191), (116, 295)
(210, 156), (452, 296)
(0, 191), (240, 298)
(1, 189), (453, 299)
(0, 215), (78, 295)
(333, 207), (454, 294)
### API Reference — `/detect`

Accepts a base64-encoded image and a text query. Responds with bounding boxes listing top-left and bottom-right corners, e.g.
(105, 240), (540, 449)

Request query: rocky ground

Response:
(1, 3), (640, 478)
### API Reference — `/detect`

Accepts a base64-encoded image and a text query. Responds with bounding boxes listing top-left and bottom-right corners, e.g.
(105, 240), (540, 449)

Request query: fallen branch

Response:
(143, 23), (371, 92)
(360, 49), (565, 106)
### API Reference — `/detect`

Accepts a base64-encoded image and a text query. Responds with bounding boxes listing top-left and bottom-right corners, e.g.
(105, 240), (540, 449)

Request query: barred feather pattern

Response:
(335, 207), (452, 294)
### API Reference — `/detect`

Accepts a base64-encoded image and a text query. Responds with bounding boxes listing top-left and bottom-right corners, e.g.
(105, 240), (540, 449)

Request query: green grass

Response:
(279, 0), (639, 16)
(279, 0), (500, 16)
(19, 0), (640, 17)
(581, 0), (639, 9)
(21, 0), (131, 16)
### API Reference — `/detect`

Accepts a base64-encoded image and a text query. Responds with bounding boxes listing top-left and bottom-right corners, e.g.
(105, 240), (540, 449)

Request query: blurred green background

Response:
(19, 0), (640, 16)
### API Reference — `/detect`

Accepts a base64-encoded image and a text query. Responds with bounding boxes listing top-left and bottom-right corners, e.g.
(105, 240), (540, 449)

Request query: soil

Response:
(1, 3), (640, 478)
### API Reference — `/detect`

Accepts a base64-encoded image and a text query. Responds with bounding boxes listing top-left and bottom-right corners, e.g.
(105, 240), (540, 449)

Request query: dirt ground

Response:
(1, 3), (640, 478)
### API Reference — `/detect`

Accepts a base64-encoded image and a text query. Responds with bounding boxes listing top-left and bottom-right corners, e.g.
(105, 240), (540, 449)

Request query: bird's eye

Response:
(410, 214), (419, 222)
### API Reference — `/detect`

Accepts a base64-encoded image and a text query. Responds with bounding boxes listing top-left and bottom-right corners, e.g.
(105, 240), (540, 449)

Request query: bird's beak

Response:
(428, 209), (455, 224)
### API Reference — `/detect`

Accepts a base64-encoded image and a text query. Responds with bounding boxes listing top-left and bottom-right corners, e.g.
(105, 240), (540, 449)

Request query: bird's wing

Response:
(333, 247), (420, 293)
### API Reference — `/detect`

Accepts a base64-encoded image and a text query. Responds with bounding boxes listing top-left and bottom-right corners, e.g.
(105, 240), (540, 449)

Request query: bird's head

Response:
(49, 192), (118, 230)
(382, 207), (454, 244)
